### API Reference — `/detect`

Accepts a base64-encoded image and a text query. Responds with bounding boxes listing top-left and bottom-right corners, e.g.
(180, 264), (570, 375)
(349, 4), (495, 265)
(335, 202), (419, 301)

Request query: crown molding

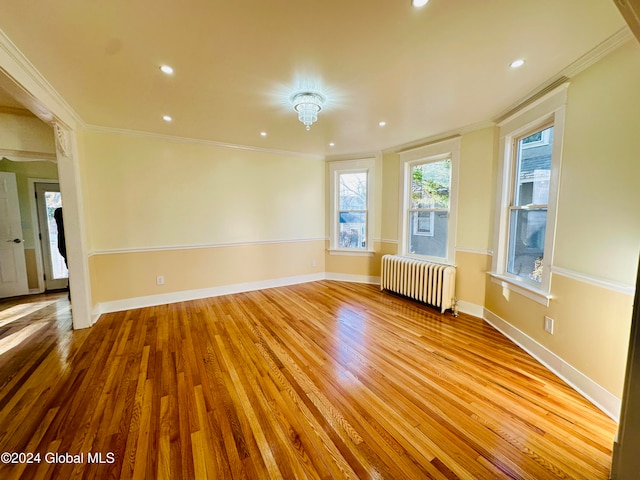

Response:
(381, 121), (494, 156)
(493, 28), (632, 125)
(0, 28), (83, 128)
(561, 27), (634, 78)
(84, 124), (326, 161)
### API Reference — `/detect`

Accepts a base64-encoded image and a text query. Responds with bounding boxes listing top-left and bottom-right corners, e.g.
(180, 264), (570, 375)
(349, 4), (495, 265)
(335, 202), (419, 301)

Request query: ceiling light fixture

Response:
(412, 0), (429, 7)
(379, 121), (387, 127)
(510, 59), (525, 68)
(160, 65), (174, 75)
(260, 131), (267, 137)
(290, 91), (326, 131)
(329, 142), (335, 147)
(162, 115), (172, 122)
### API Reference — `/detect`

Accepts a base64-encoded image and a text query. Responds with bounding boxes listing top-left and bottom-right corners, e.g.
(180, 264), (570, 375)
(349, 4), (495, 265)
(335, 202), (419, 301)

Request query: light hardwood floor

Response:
(0, 282), (617, 479)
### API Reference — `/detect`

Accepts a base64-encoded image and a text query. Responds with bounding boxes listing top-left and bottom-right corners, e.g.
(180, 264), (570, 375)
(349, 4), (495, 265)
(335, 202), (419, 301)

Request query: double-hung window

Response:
(329, 158), (375, 253)
(399, 138), (460, 264)
(493, 84), (567, 302)
(507, 124), (553, 283)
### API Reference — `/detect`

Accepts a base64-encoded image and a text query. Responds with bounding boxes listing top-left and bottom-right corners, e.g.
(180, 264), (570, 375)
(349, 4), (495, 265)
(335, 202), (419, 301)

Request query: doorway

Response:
(34, 182), (68, 291)
(0, 171), (29, 298)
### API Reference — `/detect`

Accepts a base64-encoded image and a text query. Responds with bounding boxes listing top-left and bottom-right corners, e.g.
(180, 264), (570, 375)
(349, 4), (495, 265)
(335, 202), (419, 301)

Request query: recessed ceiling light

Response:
(160, 65), (174, 75)
(510, 59), (525, 69)
(379, 121), (387, 127)
(412, 0), (429, 7)
(162, 115), (172, 122)
(329, 142), (335, 147)
(260, 132), (267, 137)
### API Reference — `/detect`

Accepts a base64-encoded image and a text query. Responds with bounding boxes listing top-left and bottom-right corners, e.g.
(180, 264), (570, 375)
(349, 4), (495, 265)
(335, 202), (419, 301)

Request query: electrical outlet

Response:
(312, 260), (317, 267)
(544, 316), (554, 334)
(156, 275), (165, 285)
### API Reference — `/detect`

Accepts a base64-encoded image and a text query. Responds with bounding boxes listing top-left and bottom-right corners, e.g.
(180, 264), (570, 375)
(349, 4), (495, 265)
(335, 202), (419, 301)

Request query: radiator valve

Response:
(452, 299), (459, 317)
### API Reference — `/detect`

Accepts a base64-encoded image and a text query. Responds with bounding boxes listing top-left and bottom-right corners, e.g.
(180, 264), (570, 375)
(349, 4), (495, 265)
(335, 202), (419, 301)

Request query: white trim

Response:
(86, 124), (324, 161)
(89, 237), (326, 256)
(328, 158), (376, 253)
(561, 27), (633, 78)
(384, 124), (493, 155)
(0, 31), (82, 128)
(96, 273), (326, 315)
(0, 149), (57, 163)
(483, 309), (621, 422)
(493, 85), (568, 295)
(378, 238), (399, 245)
(497, 83), (570, 127)
(457, 300), (484, 318)
(489, 273), (552, 306)
(324, 273), (381, 285)
(0, 30), (93, 329)
(454, 247), (493, 256)
(328, 249), (375, 257)
(552, 266), (635, 297)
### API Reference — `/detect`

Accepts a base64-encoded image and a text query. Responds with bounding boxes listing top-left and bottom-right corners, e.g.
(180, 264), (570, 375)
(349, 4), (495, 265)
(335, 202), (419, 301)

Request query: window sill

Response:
(488, 273), (552, 307)
(329, 249), (375, 257)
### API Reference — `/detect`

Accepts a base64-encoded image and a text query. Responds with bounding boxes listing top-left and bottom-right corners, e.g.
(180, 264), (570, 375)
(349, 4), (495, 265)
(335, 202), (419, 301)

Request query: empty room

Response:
(1, 1), (639, 479)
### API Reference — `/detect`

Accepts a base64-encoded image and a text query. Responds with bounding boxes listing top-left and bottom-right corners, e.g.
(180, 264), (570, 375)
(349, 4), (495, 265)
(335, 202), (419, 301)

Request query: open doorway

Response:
(34, 181), (68, 292)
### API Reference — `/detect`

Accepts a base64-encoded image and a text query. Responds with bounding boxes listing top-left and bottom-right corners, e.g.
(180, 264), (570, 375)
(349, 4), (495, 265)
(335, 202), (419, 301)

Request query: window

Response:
(399, 137), (460, 264)
(492, 84), (567, 302)
(507, 125), (553, 283)
(329, 158), (375, 253)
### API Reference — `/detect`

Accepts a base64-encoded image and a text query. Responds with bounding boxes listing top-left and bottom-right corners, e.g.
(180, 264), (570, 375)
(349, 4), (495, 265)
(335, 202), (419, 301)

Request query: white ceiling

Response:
(0, 0), (627, 157)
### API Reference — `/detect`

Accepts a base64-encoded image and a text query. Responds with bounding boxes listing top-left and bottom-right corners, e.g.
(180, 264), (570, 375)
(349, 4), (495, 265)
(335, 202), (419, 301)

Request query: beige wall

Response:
(81, 130), (326, 303)
(457, 127), (498, 251)
(90, 240), (325, 304)
(555, 40), (640, 285)
(485, 40), (640, 398)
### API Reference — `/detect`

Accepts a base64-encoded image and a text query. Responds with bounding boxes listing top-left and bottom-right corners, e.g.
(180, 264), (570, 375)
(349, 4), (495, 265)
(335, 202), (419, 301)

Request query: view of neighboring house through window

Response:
(408, 158), (451, 259)
(507, 125), (553, 283)
(399, 137), (459, 265)
(338, 172), (368, 249)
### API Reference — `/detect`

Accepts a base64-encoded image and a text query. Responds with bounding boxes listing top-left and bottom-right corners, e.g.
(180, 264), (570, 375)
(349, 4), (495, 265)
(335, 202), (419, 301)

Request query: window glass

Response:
(507, 125), (553, 283)
(337, 171), (368, 250)
(408, 159), (451, 258)
(411, 160), (450, 209)
(339, 173), (367, 210)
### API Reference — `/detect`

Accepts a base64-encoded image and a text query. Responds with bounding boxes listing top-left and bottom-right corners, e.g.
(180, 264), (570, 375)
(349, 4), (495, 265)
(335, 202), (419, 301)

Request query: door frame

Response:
(34, 181), (68, 291)
(28, 178), (63, 293)
(1, 35), (94, 329)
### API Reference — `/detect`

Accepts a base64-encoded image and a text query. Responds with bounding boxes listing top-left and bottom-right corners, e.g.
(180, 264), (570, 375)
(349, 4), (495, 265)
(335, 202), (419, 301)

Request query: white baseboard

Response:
(483, 308), (620, 422)
(324, 273), (381, 285)
(96, 273), (325, 315)
(456, 300), (483, 318)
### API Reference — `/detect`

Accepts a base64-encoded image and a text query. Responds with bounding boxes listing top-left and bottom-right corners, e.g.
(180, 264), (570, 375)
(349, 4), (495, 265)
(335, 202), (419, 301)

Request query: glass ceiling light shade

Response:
(290, 91), (326, 131)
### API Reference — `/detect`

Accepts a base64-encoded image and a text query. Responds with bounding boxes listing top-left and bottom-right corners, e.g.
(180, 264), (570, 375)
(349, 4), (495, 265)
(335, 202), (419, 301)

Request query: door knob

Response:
(7, 238), (23, 243)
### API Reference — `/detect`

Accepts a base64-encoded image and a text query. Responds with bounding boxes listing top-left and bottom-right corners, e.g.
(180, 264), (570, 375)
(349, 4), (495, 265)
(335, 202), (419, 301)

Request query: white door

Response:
(0, 172), (29, 298)
(35, 182), (68, 291)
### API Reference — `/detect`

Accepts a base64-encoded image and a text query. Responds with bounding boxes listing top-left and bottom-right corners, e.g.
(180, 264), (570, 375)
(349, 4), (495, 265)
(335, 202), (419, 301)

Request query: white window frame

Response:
(398, 137), (460, 265)
(328, 158), (375, 256)
(491, 84), (568, 305)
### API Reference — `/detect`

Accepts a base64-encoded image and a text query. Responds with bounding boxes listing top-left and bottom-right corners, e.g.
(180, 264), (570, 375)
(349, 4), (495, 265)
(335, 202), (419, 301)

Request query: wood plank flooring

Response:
(0, 282), (617, 479)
